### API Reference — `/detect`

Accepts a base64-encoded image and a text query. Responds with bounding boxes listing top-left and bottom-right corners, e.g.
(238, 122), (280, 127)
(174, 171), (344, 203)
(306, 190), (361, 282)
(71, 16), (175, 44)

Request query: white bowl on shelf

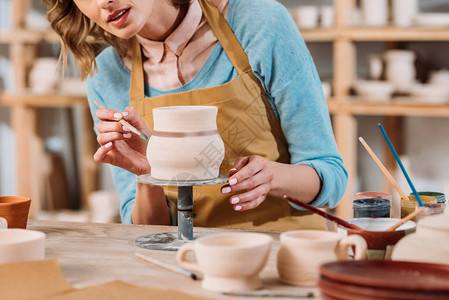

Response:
(413, 13), (449, 27)
(409, 83), (449, 103)
(353, 80), (395, 102)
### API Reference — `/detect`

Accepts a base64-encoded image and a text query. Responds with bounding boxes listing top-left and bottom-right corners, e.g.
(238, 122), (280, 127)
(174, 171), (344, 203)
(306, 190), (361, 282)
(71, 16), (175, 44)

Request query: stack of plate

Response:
(319, 260), (449, 300)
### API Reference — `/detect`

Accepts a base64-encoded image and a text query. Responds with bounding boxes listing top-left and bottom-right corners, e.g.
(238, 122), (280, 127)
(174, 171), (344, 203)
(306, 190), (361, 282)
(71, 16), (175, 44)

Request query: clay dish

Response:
(336, 217), (415, 258)
(0, 196), (31, 229)
(320, 260), (449, 292)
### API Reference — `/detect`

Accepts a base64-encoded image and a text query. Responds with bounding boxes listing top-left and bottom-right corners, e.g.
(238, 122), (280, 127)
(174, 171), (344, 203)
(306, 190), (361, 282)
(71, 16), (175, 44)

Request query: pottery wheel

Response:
(135, 173), (229, 251)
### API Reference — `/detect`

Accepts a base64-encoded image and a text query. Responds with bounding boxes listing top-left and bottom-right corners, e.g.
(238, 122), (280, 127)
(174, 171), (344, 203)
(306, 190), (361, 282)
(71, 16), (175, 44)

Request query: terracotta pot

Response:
(0, 196), (31, 229)
(147, 106), (225, 181)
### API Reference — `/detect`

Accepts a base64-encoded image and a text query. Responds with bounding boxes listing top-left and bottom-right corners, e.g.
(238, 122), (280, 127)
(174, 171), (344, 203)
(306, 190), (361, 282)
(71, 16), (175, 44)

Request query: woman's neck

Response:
(138, 2), (189, 41)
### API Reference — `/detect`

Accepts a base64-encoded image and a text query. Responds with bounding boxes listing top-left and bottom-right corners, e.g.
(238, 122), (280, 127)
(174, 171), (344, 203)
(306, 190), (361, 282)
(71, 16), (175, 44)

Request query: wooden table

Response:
(28, 220), (319, 299)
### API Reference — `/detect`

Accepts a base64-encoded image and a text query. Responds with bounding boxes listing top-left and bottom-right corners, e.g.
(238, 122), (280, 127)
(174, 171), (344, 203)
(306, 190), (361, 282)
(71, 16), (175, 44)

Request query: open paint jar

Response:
(353, 198), (390, 218)
(400, 195), (437, 219)
(410, 191), (446, 204)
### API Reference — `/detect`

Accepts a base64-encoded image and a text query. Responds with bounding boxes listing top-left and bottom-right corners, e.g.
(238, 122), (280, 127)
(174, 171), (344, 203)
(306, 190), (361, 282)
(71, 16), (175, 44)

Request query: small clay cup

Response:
(176, 232), (272, 292)
(0, 196), (31, 229)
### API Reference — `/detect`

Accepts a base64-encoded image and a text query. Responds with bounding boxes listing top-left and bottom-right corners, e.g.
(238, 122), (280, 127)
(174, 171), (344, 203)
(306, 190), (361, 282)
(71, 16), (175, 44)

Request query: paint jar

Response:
(400, 195), (437, 219)
(410, 191), (446, 204)
(356, 191), (392, 201)
(415, 202), (446, 222)
(353, 198), (390, 218)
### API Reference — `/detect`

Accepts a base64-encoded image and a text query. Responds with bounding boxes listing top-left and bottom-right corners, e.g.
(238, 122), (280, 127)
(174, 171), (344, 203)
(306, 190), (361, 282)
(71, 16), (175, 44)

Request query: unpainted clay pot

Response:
(392, 205), (449, 265)
(277, 230), (367, 286)
(147, 106), (225, 181)
(0, 229), (45, 264)
(176, 232), (272, 292)
(0, 196), (31, 229)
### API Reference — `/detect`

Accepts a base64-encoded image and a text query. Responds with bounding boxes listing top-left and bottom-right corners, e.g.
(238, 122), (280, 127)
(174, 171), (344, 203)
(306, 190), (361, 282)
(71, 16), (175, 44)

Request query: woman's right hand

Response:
(94, 106), (152, 175)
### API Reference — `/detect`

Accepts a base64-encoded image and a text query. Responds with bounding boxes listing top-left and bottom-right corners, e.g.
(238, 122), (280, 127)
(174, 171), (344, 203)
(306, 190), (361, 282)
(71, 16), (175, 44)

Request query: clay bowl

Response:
(0, 196), (31, 229)
(337, 218), (415, 259)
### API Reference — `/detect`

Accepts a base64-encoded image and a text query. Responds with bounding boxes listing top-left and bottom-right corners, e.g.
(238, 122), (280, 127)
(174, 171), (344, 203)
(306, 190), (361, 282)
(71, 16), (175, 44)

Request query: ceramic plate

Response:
(319, 276), (449, 300)
(320, 260), (449, 292)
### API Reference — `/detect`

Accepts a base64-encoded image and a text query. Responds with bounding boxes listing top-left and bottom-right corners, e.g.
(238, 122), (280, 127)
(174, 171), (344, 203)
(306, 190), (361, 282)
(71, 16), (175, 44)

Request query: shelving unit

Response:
(301, 0), (449, 218)
(0, 0), (98, 216)
(2, 0), (449, 220)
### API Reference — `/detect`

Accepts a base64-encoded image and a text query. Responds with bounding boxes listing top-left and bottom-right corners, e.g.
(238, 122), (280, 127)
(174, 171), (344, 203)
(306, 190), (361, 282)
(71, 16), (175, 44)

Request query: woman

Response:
(45, 0), (347, 230)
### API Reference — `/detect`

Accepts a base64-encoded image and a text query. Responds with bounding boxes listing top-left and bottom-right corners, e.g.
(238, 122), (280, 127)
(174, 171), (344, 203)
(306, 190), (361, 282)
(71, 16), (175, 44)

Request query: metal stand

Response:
(135, 173), (229, 251)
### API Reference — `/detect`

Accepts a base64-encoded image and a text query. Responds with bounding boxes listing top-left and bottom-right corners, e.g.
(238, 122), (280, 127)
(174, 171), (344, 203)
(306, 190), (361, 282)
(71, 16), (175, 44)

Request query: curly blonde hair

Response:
(43, 0), (191, 79)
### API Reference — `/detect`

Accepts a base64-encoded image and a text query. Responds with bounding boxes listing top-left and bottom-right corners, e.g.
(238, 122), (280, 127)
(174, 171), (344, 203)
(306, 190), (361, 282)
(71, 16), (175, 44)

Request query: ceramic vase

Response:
(147, 106), (224, 181)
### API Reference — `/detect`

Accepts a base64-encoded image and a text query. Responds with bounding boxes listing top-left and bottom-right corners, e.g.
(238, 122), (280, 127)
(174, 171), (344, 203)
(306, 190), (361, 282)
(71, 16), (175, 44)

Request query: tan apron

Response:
(129, 0), (326, 231)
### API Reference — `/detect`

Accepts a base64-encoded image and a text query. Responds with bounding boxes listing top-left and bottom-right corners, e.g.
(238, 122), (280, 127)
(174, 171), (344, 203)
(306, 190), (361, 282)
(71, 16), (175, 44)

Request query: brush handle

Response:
(284, 196), (365, 231)
(385, 207), (424, 232)
(378, 123), (424, 207)
(359, 137), (409, 201)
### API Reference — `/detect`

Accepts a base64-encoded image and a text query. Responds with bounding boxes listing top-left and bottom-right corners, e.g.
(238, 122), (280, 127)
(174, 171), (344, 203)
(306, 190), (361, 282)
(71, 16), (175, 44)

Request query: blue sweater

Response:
(87, 0), (348, 224)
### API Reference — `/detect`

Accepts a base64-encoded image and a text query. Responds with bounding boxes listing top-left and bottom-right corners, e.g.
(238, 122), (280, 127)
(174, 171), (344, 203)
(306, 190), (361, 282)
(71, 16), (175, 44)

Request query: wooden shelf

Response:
(328, 98), (449, 117)
(1, 92), (88, 107)
(300, 27), (449, 42)
(0, 29), (60, 43)
(343, 27), (449, 42)
(301, 29), (336, 42)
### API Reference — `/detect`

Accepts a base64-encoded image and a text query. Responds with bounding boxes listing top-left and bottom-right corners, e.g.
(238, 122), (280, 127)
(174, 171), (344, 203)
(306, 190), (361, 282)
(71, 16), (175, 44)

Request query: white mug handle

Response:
(339, 234), (367, 260)
(176, 242), (202, 274)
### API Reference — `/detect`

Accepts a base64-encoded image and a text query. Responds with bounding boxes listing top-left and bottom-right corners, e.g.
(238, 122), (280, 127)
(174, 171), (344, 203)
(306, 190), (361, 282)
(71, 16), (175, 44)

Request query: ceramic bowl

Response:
(409, 83), (449, 103)
(337, 218), (416, 259)
(414, 13), (449, 27)
(353, 80), (395, 102)
(0, 229), (45, 264)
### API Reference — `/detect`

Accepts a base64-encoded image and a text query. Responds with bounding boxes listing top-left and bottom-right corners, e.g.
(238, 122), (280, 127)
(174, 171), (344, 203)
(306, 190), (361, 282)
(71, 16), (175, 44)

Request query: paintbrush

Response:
(386, 207), (425, 232)
(378, 123), (424, 207)
(284, 196), (366, 231)
(135, 252), (198, 280)
(93, 101), (149, 141)
(359, 137), (409, 202)
(223, 290), (314, 298)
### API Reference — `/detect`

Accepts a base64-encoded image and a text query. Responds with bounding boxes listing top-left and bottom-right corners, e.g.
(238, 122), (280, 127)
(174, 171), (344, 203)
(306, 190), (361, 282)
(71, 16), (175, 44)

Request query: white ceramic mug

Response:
(0, 217), (7, 229)
(176, 232), (272, 292)
(361, 0), (388, 27)
(392, 0), (418, 27)
(295, 6), (319, 29)
(0, 229), (45, 264)
(277, 230), (367, 286)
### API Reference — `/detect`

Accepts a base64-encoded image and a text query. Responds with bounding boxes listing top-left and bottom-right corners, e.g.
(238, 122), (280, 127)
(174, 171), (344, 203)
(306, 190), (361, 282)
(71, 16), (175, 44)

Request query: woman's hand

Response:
(94, 106), (152, 175)
(221, 155), (274, 211)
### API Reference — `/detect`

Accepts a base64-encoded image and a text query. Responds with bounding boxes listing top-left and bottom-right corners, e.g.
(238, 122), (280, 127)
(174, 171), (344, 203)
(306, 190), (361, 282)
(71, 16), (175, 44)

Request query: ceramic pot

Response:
(0, 196), (31, 229)
(385, 50), (416, 93)
(277, 230), (367, 286)
(361, 0), (388, 27)
(176, 232), (272, 292)
(147, 106), (225, 181)
(392, 205), (449, 265)
(337, 218), (416, 259)
(0, 229), (45, 264)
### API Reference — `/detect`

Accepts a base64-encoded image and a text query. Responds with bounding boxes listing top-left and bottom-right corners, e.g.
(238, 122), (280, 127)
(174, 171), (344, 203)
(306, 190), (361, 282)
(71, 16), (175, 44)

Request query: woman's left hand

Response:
(221, 155), (274, 211)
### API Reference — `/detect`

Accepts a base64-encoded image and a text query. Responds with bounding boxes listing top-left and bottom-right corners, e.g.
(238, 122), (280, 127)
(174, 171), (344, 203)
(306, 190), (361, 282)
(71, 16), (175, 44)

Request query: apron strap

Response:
(130, 36), (145, 102)
(198, 0), (252, 75)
